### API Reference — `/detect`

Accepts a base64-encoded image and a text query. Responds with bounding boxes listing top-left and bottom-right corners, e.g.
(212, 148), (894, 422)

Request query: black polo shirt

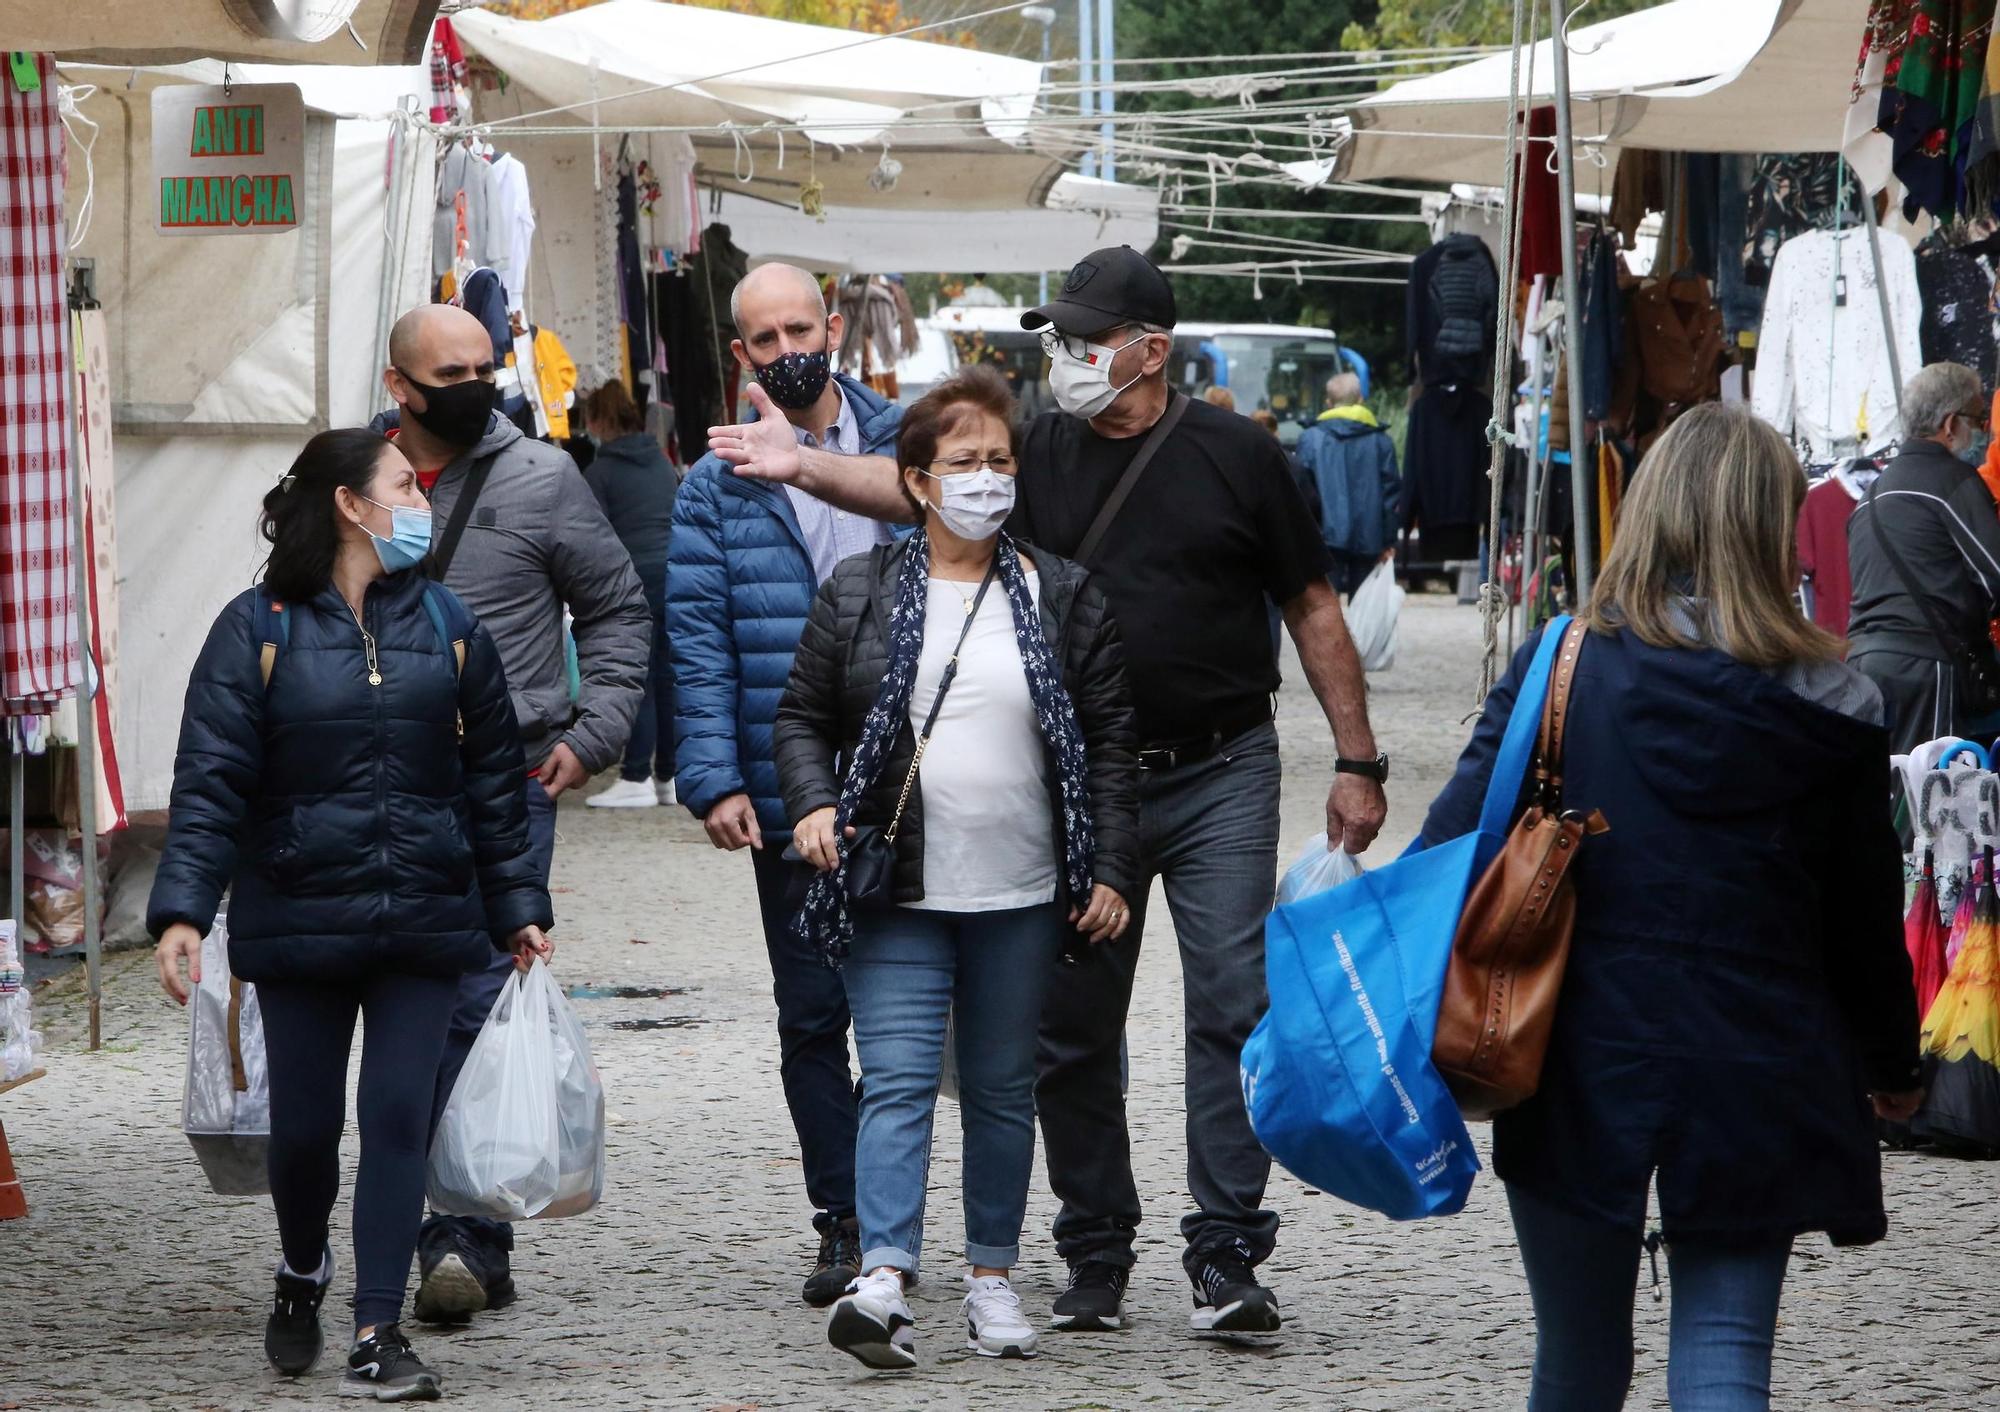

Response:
(1008, 395), (1331, 744)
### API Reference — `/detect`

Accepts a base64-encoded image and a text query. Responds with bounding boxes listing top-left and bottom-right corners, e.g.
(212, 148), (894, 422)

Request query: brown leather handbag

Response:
(1434, 619), (1607, 1120)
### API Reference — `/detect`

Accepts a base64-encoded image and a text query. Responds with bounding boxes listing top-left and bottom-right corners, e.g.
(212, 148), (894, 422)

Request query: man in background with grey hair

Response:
(667, 261), (902, 1305)
(1848, 361), (2000, 754)
(1293, 370), (1402, 597)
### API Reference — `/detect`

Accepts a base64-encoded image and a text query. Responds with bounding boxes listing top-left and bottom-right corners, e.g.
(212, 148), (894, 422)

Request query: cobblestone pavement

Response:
(6, 598), (2000, 1410)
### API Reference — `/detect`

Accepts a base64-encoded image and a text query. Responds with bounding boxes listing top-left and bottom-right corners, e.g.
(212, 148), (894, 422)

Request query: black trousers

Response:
(1852, 650), (1959, 757)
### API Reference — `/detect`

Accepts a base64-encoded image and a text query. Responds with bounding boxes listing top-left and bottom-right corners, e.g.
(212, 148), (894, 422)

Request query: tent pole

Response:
(63, 296), (101, 1052)
(1860, 192), (1906, 425)
(8, 739), (20, 943)
(1077, 0), (1096, 181)
(1548, 0), (1594, 607)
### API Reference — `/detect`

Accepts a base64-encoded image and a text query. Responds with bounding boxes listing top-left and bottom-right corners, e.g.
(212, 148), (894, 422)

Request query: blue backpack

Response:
(1240, 618), (1572, 1221)
(254, 584), (470, 693)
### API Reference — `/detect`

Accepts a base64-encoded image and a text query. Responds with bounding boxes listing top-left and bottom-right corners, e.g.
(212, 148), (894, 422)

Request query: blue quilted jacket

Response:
(667, 375), (903, 836)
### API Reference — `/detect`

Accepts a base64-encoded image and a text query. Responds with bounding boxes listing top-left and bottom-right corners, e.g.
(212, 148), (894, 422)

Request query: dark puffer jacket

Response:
(147, 570), (555, 984)
(772, 538), (1140, 906)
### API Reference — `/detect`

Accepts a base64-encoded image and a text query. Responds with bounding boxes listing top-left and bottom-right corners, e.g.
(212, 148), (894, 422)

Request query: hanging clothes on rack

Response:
(428, 15), (466, 125)
(70, 301), (124, 831)
(616, 166), (651, 397)
(1916, 233), (1999, 391)
(1753, 226), (1923, 461)
(1514, 107), (1562, 281)
(1609, 273), (1725, 448)
(1, 54), (80, 716)
(1796, 461), (1879, 641)
(836, 274), (918, 397)
(488, 150), (535, 316)
(434, 140), (500, 280)
(1403, 233), (1500, 559)
(1873, 0), (1996, 222)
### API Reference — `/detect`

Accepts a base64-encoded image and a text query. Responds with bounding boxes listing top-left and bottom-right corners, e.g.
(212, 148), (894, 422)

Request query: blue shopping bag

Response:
(1240, 618), (1570, 1220)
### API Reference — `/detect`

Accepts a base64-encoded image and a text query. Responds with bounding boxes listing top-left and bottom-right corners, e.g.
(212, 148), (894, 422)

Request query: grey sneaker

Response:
(341, 1324), (441, 1401)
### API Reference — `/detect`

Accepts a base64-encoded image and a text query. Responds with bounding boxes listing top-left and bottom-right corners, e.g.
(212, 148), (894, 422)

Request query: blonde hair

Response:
(1584, 403), (1836, 668)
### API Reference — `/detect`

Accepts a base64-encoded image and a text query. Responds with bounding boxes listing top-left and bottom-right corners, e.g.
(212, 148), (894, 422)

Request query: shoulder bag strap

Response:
(1536, 619), (1590, 805)
(429, 452), (499, 583)
(883, 557), (1001, 842)
(1475, 614), (1572, 844)
(1867, 487), (1977, 663)
(1072, 392), (1190, 568)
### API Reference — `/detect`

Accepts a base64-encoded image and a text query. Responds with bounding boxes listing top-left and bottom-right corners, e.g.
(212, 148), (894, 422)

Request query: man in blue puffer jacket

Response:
(1294, 371), (1402, 596)
(668, 262), (902, 1305)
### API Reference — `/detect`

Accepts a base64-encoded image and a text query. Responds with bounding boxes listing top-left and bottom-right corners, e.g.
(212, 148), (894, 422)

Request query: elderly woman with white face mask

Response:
(773, 365), (1139, 1372)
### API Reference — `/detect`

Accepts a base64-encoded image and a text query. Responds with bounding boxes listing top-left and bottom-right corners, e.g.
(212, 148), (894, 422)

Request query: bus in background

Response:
(898, 309), (1350, 445)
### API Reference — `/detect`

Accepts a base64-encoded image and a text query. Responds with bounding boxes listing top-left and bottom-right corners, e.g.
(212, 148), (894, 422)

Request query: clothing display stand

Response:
(1548, 0), (1595, 606)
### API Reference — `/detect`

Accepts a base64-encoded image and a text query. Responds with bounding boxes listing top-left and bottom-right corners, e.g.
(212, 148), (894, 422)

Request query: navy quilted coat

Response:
(667, 374), (902, 836)
(147, 571), (555, 984)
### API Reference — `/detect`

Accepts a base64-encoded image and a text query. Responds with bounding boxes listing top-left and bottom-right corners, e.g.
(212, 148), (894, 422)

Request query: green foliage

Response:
(1342, 0), (1658, 63)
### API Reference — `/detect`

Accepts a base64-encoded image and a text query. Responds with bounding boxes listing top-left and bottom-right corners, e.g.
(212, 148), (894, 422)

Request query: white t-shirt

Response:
(903, 572), (1057, 912)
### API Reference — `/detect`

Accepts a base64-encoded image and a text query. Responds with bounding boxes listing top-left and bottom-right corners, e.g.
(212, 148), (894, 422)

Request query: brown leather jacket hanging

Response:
(1434, 619), (1608, 1119)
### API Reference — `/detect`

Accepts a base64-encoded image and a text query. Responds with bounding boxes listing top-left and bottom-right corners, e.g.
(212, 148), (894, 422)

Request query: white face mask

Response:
(921, 465), (1016, 541)
(1049, 333), (1149, 419)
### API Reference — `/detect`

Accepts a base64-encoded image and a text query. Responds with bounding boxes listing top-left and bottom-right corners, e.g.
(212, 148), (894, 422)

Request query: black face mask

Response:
(751, 343), (832, 412)
(397, 368), (498, 448)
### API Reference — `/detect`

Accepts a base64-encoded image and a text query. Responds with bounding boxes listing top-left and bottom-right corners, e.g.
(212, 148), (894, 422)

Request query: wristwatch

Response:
(1335, 753), (1390, 783)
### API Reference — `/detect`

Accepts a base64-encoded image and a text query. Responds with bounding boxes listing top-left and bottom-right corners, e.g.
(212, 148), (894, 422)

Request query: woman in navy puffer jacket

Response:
(148, 429), (553, 1402)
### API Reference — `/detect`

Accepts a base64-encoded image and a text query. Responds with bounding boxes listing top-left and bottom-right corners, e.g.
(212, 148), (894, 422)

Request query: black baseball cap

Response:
(1021, 245), (1179, 336)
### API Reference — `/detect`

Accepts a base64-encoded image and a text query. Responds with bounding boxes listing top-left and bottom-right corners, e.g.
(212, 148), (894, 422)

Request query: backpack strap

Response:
(420, 583), (468, 679)
(254, 588), (290, 690)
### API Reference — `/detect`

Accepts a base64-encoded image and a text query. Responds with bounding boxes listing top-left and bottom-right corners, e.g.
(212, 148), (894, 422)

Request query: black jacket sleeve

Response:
(1067, 579), (1140, 898)
(147, 597), (266, 939)
(1819, 744), (1923, 1093)
(773, 578), (847, 827)
(458, 620), (555, 943)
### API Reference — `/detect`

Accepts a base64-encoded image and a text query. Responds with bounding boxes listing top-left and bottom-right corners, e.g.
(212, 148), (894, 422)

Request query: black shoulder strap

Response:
(1073, 392), (1189, 568)
(1867, 486), (1972, 658)
(429, 452), (499, 583)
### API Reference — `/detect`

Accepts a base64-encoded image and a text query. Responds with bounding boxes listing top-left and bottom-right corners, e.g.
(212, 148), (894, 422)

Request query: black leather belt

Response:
(1136, 703), (1275, 772)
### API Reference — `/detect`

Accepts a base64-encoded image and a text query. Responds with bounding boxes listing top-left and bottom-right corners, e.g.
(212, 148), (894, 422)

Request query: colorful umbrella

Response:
(1917, 851), (2000, 1156)
(1908, 854), (1951, 1017)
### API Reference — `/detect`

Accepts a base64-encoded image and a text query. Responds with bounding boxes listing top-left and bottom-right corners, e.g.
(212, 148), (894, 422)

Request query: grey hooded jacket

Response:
(423, 414), (650, 773)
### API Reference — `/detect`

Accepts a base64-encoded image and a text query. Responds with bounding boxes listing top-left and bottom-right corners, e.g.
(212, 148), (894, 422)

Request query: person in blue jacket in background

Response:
(149, 429), (554, 1403)
(667, 261), (902, 1307)
(1419, 404), (1921, 1412)
(1293, 371), (1401, 596)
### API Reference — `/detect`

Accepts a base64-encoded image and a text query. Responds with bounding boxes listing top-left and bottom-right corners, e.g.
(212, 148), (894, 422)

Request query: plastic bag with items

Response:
(1347, 560), (1405, 673)
(181, 915), (271, 1195)
(1276, 833), (1366, 907)
(428, 959), (605, 1221)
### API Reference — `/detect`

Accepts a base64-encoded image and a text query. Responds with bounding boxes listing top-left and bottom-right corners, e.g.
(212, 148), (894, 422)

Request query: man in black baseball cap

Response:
(1021, 244), (1178, 337)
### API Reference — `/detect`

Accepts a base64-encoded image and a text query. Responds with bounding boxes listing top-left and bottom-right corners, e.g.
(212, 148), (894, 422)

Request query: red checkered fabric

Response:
(0, 54), (79, 715)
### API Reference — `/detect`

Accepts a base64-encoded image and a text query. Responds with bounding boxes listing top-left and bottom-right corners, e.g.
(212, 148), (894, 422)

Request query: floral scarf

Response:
(793, 529), (1095, 967)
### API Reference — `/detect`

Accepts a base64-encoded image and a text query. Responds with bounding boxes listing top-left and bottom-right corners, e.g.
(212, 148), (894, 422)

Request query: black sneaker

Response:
(264, 1254), (332, 1376)
(802, 1217), (862, 1309)
(414, 1222), (493, 1326)
(342, 1324), (441, 1402)
(1050, 1259), (1129, 1331)
(1187, 1243), (1282, 1334)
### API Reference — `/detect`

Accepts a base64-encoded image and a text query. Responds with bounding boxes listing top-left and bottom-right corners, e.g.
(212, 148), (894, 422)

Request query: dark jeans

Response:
(1508, 1183), (1793, 1411)
(623, 590), (675, 783)
(424, 776), (559, 1268)
(751, 845), (859, 1232)
(1850, 650), (1957, 758)
(1036, 722), (1284, 1271)
(262, 970), (460, 1331)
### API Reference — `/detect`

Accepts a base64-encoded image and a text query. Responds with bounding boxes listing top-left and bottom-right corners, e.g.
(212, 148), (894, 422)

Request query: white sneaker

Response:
(587, 778), (658, 809)
(963, 1275), (1039, 1359)
(655, 778), (677, 806)
(828, 1268), (916, 1370)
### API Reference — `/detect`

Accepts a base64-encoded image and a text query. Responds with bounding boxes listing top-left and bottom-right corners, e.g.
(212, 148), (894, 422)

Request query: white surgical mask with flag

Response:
(1049, 332), (1149, 419)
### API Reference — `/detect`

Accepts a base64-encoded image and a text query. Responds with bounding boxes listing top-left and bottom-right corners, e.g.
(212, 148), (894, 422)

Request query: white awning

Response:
(714, 174), (1159, 274)
(453, 0), (1070, 211)
(12, 0), (440, 66)
(1334, 0), (1869, 185)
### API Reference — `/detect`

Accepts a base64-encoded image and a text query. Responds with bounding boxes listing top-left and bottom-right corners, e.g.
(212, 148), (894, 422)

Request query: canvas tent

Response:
(11, 0), (442, 66)
(58, 61), (432, 809)
(1330, 0), (1869, 185)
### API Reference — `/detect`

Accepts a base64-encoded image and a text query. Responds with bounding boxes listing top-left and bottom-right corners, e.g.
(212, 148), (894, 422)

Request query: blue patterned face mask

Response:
(362, 497), (433, 573)
(752, 341), (832, 411)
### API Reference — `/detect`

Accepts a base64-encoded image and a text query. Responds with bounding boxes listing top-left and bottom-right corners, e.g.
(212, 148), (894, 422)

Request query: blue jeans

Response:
(1508, 1183), (1794, 1412)
(424, 776), (560, 1266)
(844, 902), (1063, 1275)
(622, 590), (674, 783)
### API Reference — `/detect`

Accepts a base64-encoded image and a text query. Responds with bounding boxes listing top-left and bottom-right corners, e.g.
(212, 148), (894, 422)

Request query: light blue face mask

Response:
(362, 496), (433, 573)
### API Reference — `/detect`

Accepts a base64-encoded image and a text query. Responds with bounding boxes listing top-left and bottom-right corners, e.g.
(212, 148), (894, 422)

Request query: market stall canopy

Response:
(1330, 0), (1869, 186)
(9, 0), (441, 66)
(713, 174), (1159, 274)
(452, 0), (1070, 211)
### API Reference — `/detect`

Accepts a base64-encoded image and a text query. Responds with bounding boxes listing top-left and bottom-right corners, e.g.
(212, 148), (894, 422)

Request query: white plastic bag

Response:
(1347, 560), (1405, 673)
(1276, 832), (1366, 907)
(181, 915), (272, 1195)
(427, 960), (605, 1221)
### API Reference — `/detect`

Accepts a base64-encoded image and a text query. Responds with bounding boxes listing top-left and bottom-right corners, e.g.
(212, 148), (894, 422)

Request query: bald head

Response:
(1326, 371), (1363, 407)
(729, 263), (827, 336)
(388, 304), (494, 383)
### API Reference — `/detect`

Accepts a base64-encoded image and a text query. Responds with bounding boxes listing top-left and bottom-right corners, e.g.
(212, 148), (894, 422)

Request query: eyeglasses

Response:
(925, 454), (1016, 475)
(1037, 327), (1148, 362)
(1958, 405), (1992, 431)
